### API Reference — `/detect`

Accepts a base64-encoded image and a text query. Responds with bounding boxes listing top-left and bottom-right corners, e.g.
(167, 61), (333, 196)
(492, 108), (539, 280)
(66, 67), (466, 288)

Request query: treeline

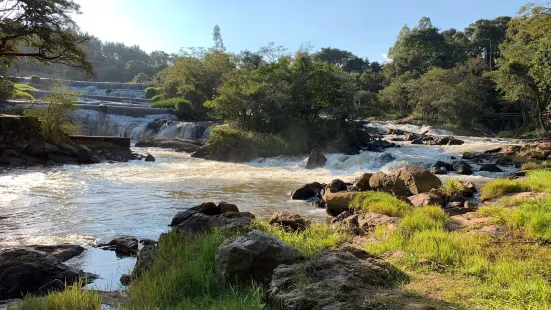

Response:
(151, 3), (551, 138)
(8, 35), (172, 83)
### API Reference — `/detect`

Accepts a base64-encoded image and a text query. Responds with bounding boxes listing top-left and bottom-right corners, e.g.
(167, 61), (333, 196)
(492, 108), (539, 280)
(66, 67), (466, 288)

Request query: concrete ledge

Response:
(69, 135), (130, 148)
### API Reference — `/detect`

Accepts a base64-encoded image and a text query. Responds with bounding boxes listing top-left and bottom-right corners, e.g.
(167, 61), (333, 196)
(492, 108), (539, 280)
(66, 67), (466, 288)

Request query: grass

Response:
(144, 87), (161, 99)
(14, 83), (38, 92)
(127, 230), (261, 310)
(351, 191), (413, 217)
(254, 221), (349, 256)
(480, 196), (551, 241)
(8, 280), (101, 310)
(480, 170), (551, 200)
(399, 206), (449, 232)
(440, 178), (464, 196)
(521, 160), (551, 171)
(149, 98), (181, 109)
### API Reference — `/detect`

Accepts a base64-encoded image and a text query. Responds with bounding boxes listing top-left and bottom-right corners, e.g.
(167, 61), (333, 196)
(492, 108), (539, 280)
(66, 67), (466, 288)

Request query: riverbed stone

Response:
(132, 244), (159, 279)
(190, 202), (221, 215)
(453, 161), (474, 175)
(357, 212), (400, 231)
(23, 245), (85, 262)
(264, 247), (402, 310)
(324, 191), (358, 216)
(291, 182), (323, 200)
(327, 179), (347, 192)
(369, 172), (412, 197)
(218, 202), (239, 213)
(144, 154), (155, 162)
(408, 192), (445, 207)
(215, 230), (303, 284)
(353, 173), (373, 191)
(269, 211), (307, 231)
(97, 236), (139, 257)
(305, 149), (327, 169)
(395, 166), (443, 195)
(173, 210), (253, 235)
(0, 248), (89, 300)
(479, 163), (503, 172)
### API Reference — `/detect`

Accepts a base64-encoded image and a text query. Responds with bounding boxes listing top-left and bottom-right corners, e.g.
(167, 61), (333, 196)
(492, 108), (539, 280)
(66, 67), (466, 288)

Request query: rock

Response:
(330, 211), (353, 224)
(269, 211), (307, 231)
(357, 213), (400, 231)
(0, 248), (88, 300)
(436, 136), (464, 145)
(431, 160), (453, 172)
(353, 173), (373, 191)
(405, 132), (420, 141)
(324, 192), (358, 216)
(411, 139), (424, 145)
(144, 154), (155, 162)
(453, 161), (473, 175)
(485, 147), (502, 154)
(430, 166), (448, 175)
(377, 152), (396, 165)
(264, 247), (401, 310)
(395, 166), (443, 195)
(35, 279), (65, 295)
(450, 192), (468, 203)
(135, 139), (200, 153)
(408, 193), (445, 207)
(132, 245), (158, 279)
(462, 152), (481, 160)
(479, 163), (503, 172)
(291, 182), (323, 200)
(327, 179), (347, 192)
(387, 128), (405, 135)
(190, 202), (221, 215)
(120, 274), (132, 286)
(76, 144), (97, 163)
(139, 238), (157, 246)
(218, 202), (239, 213)
(23, 245), (85, 262)
(47, 154), (78, 165)
(305, 149), (327, 169)
(173, 210), (253, 235)
(463, 182), (477, 192)
(190, 145), (210, 159)
(97, 236), (138, 257)
(445, 201), (478, 216)
(369, 172), (412, 197)
(215, 230), (303, 284)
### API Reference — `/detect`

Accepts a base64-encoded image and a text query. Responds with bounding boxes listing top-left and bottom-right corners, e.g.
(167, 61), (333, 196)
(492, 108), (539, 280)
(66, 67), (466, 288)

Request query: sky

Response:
(73, 0), (546, 63)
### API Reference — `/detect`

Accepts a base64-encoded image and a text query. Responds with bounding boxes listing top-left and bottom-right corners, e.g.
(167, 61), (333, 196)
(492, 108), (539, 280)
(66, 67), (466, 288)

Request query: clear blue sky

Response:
(73, 0), (544, 63)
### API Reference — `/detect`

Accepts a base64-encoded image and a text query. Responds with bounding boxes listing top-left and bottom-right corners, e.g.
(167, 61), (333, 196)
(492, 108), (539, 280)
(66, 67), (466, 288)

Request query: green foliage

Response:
(440, 178), (465, 196)
(24, 90), (78, 142)
(399, 206), (449, 232)
(351, 191), (413, 217)
(8, 280), (101, 310)
(151, 94), (166, 102)
(480, 196), (551, 241)
(144, 87), (161, 99)
(131, 72), (151, 83)
(12, 90), (34, 100)
(127, 230), (261, 310)
(30, 75), (41, 84)
(149, 98), (194, 119)
(480, 170), (551, 200)
(254, 221), (349, 256)
(521, 160), (551, 171)
(206, 126), (306, 157)
(14, 83), (38, 92)
(0, 78), (15, 101)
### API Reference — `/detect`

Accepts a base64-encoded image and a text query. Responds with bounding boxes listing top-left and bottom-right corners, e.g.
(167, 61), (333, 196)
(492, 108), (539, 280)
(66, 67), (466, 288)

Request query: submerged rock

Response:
(291, 182), (323, 200)
(215, 230), (303, 284)
(0, 248), (90, 300)
(144, 154), (155, 162)
(97, 236), (139, 257)
(479, 163), (503, 172)
(453, 161), (474, 175)
(305, 149), (327, 169)
(264, 247), (402, 310)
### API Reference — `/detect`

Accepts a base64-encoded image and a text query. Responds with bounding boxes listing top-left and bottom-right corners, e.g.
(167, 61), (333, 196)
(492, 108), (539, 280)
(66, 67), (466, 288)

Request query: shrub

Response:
(440, 178), (465, 196)
(151, 94), (165, 102)
(351, 191), (413, 217)
(30, 75), (41, 84)
(24, 91), (78, 142)
(12, 90), (34, 100)
(0, 78), (15, 101)
(144, 87), (161, 99)
(254, 221), (349, 256)
(150, 98), (194, 119)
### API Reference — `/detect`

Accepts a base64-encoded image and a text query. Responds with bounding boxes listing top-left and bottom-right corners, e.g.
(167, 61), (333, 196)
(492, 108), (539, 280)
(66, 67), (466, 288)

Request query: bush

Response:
(12, 90), (34, 100)
(0, 78), (15, 101)
(151, 94), (165, 102)
(30, 75), (41, 84)
(144, 87), (161, 99)
(150, 98), (194, 119)
(351, 191), (413, 217)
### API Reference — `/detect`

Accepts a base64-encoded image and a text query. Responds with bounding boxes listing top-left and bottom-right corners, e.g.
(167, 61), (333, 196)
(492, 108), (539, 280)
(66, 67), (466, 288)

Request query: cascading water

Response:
(366, 120), (456, 136)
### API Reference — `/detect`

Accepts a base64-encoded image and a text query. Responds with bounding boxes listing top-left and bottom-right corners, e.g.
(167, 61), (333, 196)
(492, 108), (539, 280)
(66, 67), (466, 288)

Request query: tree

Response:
(488, 4), (551, 129)
(313, 47), (368, 73)
(465, 17), (511, 70)
(212, 25), (225, 51)
(0, 0), (92, 74)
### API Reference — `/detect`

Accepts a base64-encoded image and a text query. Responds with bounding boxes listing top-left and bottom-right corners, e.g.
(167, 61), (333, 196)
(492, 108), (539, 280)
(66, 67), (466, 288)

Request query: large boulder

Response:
(172, 210), (253, 236)
(408, 193), (445, 207)
(131, 244), (159, 279)
(436, 137), (464, 146)
(353, 173), (373, 191)
(22, 245), (85, 262)
(269, 211), (307, 231)
(369, 172), (412, 197)
(0, 248), (89, 300)
(215, 230), (303, 284)
(357, 213), (400, 231)
(305, 149), (327, 169)
(97, 236), (138, 257)
(479, 163), (503, 173)
(324, 192), (358, 216)
(264, 247), (402, 310)
(326, 179), (347, 192)
(453, 161), (474, 175)
(291, 182), (323, 200)
(430, 160), (453, 172)
(395, 166), (442, 195)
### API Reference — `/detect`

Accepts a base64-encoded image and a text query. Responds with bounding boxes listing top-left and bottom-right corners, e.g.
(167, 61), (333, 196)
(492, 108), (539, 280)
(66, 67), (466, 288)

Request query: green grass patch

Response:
(8, 280), (101, 310)
(521, 160), (551, 171)
(206, 126), (307, 157)
(440, 178), (464, 196)
(480, 170), (551, 200)
(399, 206), (449, 232)
(127, 230), (261, 310)
(351, 191), (413, 217)
(12, 89), (34, 100)
(254, 221), (349, 256)
(149, 98), (180, 109)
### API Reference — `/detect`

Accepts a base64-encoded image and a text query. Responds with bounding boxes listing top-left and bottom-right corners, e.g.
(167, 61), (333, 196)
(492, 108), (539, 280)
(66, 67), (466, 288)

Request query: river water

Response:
(0, 113), (518, 290)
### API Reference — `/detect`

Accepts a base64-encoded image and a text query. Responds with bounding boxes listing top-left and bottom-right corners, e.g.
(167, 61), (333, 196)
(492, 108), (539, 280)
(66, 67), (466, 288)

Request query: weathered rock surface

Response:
(353, 173), (373, 191)
(269, 211), (307, 231)
(264, 247), (401, 310)
(408, 193), (445, 207)
(144, 154), (155, 162)
(395, 166), (443, 195)
(97, 236), (138, 257)
(369, 172), (412, 197)
(324, 191), (358, 216)
(135, 139), (201, 153)
(357, 213), (400, 231)
(291, 182), (323, 200)
(453, 161), (474, 175)
(216, 230), (303, 284)
(22, 244), (85, 262)
(171, 210), (253, 235)
(131, 244), (159, 279)
(0, 248), (90, 300)
(479, 163), (503, 172)
(326, 179), (347, 192)
(305, 149), (327, 169)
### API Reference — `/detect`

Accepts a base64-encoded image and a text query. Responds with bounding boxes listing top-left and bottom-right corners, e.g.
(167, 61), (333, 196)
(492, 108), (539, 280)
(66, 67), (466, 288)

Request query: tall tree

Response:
(212, 25), (225, 51)
(0, 0), (92, 74)
(465, 17), (511, 70)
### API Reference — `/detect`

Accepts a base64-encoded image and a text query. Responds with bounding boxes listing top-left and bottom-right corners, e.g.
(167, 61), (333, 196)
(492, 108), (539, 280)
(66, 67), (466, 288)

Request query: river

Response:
(0, 113), (518, 290)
